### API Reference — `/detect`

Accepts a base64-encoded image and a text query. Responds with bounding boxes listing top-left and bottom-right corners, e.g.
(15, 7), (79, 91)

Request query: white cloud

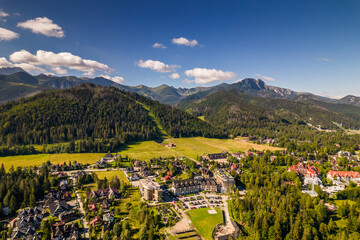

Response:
(318, 57), (331, 62)
(50, 66), (67, 74)
(14, 63), (45, 72)
(0, 9), (9, 18)
(17, 17), (64, 38)
(255, 74), (275, 82)
(137, 59), (179, 73)
(184, 68), (236, 84)
(0, 57), (14, 67)
(0, 27), (20, 41)
(0, 57), (44, 73)
(10, 49), (111, 76)
(0, 9), (9, 21)
(152, 42), (167, 49)
(172, 37), (199, 47)
(170, 73), (180, 79)
(100, 75), (125, 84)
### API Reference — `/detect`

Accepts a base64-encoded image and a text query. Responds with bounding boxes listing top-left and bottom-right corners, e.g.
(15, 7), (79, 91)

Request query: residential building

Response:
(326, 170), (360, 183)
(171, 177), (221, 195)
(203, 153), (227, 161)
(139, 178), (163, 201)
(288, 162), (319, 178)
(215, 169), (235, 193)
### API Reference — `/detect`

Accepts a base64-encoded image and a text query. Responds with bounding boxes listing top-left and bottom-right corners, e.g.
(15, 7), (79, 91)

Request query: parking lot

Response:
(176, 193), (224, 210)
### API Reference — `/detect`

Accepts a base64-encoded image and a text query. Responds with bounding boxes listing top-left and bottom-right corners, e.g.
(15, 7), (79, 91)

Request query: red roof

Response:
(288, 162), (319, 177)
(327, 170), (360, 179)
(90, 216), (102, 225)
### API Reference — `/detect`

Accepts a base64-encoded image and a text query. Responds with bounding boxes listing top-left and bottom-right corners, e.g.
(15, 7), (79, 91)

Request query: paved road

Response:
(222, 195), (231, 224)
(55, 168), (122, 176)
(72, 178), (89, 239)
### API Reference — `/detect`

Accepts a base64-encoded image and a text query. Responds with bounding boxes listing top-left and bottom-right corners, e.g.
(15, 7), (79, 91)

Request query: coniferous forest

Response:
(0, 83), (224, 155)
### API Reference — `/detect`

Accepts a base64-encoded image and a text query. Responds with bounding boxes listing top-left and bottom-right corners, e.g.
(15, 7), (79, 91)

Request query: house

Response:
(104, 153), (114, 160)
(337, 151), (351, 158)
(103, 213), (114, 222)
(140, 166), (152, 177)
(86, 188), (119, 201)
(95, 158), (108, 168)
(101, 199), (110, 210)
(52, 222), (79, 240)
(90, 216), (102, 226)
(59, 210), (78, 223)
(15, 207), (44, 230)
(88, 203), (97, 212)
(203, 153), (227, 161)
(288, 162), (319, 178)
(47, 200), (69, 216)
(62, 191), (72, 201)
(129, 173), (140, 181)
(303, 176), (322, 186)
(327, 170), (360, 183)
(124, 167), (135, 173)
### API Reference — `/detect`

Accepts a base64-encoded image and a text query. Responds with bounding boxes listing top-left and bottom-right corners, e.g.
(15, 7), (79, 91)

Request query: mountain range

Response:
(3, 67), (360, 133)
(2, 67), (360, 106)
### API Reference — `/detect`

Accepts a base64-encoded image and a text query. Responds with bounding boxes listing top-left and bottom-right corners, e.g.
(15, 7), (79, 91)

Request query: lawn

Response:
(94, 170), (129, 183)
(117, 141), (176, 160)
(0, 153), (104, 171)
(187, 207), (224, 240)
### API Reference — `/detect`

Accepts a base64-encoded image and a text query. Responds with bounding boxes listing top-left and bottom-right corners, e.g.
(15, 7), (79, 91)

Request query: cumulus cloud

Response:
(152, 42), (167, 49)
(50, 66), (67, 74)
(170, 73), (180, 79)
(172, 37), (199, 47)
(100, 75), (125, 84)
(17, 17), (64, 38)
(318, 57), (331, 62)
(0, 9), (9, 21)
(184, 68), (236, 84)
(14, 63), (45, 72)
(137, 59), (179, 73)
(0, 57), (14, 67)
(255, 74), (275, 82)
(9, 49), (111, 76)
(0, 27), (20, 41)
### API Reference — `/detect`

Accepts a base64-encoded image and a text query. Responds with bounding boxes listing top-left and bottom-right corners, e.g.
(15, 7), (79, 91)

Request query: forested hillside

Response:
(0, 83), (223, 154)
(179, 89), (360, 139)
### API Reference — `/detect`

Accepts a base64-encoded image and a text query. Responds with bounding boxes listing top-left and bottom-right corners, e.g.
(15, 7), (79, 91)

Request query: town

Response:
(2, 142), (360, 240)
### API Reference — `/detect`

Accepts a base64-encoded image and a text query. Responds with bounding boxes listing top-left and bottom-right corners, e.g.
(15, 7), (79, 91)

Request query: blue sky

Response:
(1, 0), (360, 98)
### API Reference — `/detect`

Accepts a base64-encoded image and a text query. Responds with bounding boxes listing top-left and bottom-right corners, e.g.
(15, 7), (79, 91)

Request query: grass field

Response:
(0, 153), (104, 170)
(187, 207), (223, 240)
(94, 170), (129, 183)
(164, 137), (283, 160)
(0, 137), (283, 170)
(118, 137), (282, 161)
